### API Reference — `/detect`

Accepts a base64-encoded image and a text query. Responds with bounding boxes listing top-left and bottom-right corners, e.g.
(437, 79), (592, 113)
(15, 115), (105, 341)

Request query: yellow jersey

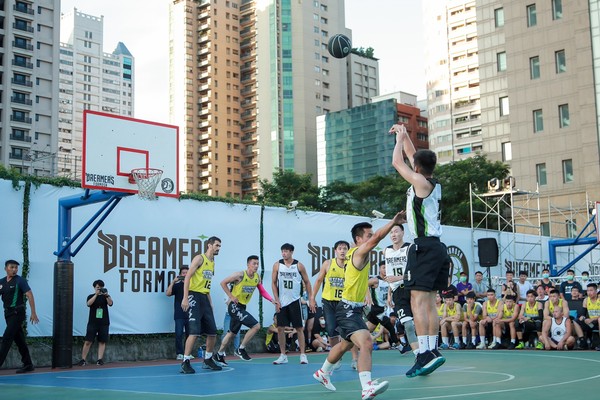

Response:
(486, 299), (500, 318)
(231, 270), (260, 305)
(342, 247), (370, 303)
(322, 258), (345, 302)
(548, 298), (564, 313)
(587, 297), (600, 317)
(524, 301), (540, 318)
(437, 303), (445, 318)
(189, 254), (214, 294)
(502, 304), (517, 319)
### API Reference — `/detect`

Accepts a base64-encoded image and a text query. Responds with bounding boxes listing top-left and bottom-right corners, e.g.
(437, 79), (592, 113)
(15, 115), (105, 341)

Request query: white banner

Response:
(0, 180), (598, 336)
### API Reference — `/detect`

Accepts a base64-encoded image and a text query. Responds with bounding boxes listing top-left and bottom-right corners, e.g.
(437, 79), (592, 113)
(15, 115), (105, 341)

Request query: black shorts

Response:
(392, 286), (413, 322)
(336, 301), (368, 341)
(367, 305), (386, 326)
(322, 299), (340, 337)
(188, 291), (217, 336)
(228, 302), (258, 334)
(277, 299), (303, 328)
(516, 319), (542, 333)
(85, 323), (109, 343)
(406, 237), (449, 292)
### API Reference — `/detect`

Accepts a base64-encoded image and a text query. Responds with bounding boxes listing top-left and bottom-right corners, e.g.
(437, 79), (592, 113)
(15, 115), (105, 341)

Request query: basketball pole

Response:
(53, 189), (130, 368)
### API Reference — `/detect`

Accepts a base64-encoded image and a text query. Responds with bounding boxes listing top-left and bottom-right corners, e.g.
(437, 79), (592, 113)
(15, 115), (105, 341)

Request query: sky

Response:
(59, 0), (425, 123)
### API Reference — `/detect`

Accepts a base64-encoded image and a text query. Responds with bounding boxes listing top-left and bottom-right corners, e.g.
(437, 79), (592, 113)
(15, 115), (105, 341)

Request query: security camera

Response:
(288, 200), (298, 208)
(372, 210), (385, 219)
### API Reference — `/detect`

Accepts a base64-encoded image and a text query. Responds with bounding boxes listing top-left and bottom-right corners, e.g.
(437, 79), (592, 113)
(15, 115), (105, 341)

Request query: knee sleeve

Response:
(402, 318), (417, 344)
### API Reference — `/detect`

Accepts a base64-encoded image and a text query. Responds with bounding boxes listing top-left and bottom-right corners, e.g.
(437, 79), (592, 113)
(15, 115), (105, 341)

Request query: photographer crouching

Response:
(77, 280), (113, 366)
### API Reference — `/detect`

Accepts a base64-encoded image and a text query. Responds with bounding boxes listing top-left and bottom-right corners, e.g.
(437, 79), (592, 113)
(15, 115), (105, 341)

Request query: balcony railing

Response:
(10, 115), (32, 123)
(12, 60), (33, 69)
(11, 78), (33, 87)
(13, 23), (34, 33)
(11, 96), (33, 105)
(13, 5), (35, 15)
(9, 134), (32, 142)
(12, 41), (34, 51)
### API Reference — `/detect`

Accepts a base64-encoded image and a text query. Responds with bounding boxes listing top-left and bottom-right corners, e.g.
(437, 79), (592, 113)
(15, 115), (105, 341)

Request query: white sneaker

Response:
(273, 354), (288, 365)
(300, 354), (308, 364)
(351, 359), (358, 370)
(176, 354), (184, 360)
(313, 369), (336, 391)
(362, 380), (389, 399)
(475, 342), (486, 350)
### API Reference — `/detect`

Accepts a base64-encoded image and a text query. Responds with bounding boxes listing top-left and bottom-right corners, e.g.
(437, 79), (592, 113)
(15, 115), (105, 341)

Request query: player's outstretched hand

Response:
(391, 211), (407, 225)
(388, 124), (407, 136)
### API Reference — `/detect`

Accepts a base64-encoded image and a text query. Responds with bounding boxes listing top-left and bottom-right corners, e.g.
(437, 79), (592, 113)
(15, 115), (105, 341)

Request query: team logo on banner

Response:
(447, 245), (469, 284)
(97, 230), (207, 293)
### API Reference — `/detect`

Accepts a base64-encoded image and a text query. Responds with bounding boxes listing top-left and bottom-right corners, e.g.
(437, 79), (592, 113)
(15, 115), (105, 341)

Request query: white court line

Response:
(56, 367), (236, 380)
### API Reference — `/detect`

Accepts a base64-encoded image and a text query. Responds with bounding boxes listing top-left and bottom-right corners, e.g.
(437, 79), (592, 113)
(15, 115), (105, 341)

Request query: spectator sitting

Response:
(441, 276), (459, 302)
(544, 289), (570, 320)
(567, 287), (588, 349)
(516, 289), (543, 349)
(472, 271), (487, 304)
(456, 271), (473, 306)
(477, 288), (502, 349)
(371, 323), (391, 350)
(559, 269), (582, 301)
(575, 283), (600, 349)
(311, 314), (330, 352)
(516, 271), (534, 305)
(536, 268), (555, 294)
(541, 306), (575, 350)
(501, 270), (519, 302)
(439, 293), (462, 350)
(461, 292), (482, 349)
(581, 271), (591, 293)
(535, 285), (549, 304)
(490, 294), (519, 349)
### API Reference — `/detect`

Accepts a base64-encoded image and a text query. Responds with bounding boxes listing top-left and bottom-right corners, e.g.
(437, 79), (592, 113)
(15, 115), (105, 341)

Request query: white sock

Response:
(462, 337), (468, 344)
(472, 337), (477, 345)
(442, 336), (449, 345)
(428, 335), (438, 351)
(184, 355), (192, 361)
(359, 371), (372, 390)
(479, 336), (486, 343)
(204, 351), (213, 358)
(494, 337), (500, 344)
(418, 335), (428, 353)
(511, 339), (515, 344)
(321, 359), (335, 374)
(218, 351), (226, 356)
(239, 345), (245, 349)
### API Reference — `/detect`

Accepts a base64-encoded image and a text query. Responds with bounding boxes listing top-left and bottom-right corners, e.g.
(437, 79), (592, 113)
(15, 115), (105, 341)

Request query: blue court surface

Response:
(1, 350), (600, 399)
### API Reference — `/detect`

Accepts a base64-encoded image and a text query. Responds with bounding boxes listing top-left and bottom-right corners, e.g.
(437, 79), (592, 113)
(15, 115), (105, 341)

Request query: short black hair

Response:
(281, 243), (294, 252)
(505, 294), (517, 301)
(519, 271), (528, 276)
(505, 270), (514, 275)
(582, 271), (590, 276)
(549, 289), (560, 295)
(247, 255), (259, 263)
(5, 259), (19, 267)
(413, 149), (437, 175)
(393, 224), (404, 231)
(179, 266), (189, 273)
(334, 240), (350, 250)
(351, 222), (372, 243)
(587, 283), (598, 290)
(390, 312), (398, 318)
(487, 288), (496, 294)
(466, 292), (476, 299)
(526, 289), (537, 296)
(93, 279), (105, 288)
(206, 236), (221, 246)
(567, 269), (575, 274)
(475, 271), (483, 275)
(459, 271), (467, 276)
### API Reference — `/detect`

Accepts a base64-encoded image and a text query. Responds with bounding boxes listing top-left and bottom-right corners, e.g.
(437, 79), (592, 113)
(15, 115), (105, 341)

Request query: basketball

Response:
(328, 33), (352, 59)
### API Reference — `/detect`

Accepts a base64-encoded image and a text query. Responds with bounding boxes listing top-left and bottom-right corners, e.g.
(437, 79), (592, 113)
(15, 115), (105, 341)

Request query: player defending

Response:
(214, 255), (277, 364)
(271, 243), (315, 365)
(390, 123), (448, 377)
(180, 236), (222, 374)
(313, 213), (406, 400)
(310, 240), (349, 352)
(385, 224), (418, 355)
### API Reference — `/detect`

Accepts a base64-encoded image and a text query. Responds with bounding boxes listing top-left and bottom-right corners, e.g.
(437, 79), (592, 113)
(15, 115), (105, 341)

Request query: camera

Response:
(99, 288), (108, 294)
(288, 200), (298, 208)
(177, 276), (185, 281)
(372, 210), (385, 219)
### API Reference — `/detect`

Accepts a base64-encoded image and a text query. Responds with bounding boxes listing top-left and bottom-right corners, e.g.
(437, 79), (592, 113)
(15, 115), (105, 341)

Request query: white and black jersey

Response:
(406, 178), (442, 238)
(385, 243), (411, 292)
(277, 259), (302, 307)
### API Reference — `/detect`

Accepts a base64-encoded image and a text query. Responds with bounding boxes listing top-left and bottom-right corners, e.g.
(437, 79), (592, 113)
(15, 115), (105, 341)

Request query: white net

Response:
(130, 168), (163, 200)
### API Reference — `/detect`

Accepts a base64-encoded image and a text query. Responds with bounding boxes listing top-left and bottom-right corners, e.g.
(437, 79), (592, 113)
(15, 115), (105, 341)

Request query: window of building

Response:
(530, 56), (540, 79)
(495, 8), (505, 27)
(552, 0), (563, 20)
(527, 4), (537, 27)
(541, 222), (550, 236)
(499, 96), (509, 116)
(536, 163), (547, 186)
(558, 104), (570, 128)
(566, 219), (577, 238)
(533, 109), (543, 132)
(555, 50), (566, 73)
(502, 142), (512, 161)
(562, 159), (573, 183)
(497, 52), (507, 72)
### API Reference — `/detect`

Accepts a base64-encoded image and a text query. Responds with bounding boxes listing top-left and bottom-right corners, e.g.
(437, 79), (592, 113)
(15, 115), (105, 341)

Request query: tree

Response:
(259, 169), (320, 208)
(435, 155), (509, 227)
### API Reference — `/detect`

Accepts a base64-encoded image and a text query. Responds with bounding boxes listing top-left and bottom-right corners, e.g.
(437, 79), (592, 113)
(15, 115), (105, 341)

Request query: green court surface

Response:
(0, 350), (599, 399)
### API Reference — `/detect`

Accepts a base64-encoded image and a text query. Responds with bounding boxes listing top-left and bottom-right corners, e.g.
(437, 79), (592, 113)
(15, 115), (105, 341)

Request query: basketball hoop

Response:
(129, 168), (163, 200)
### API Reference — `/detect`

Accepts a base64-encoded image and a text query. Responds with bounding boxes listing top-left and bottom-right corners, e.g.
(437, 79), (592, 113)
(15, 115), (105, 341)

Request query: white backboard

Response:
(596, 201), (600, 244)
(82, 111), (179, 197)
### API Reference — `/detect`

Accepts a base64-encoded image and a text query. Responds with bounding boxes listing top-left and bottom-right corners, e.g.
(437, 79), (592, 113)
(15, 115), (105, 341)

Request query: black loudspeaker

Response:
(478, 238), (499, 267)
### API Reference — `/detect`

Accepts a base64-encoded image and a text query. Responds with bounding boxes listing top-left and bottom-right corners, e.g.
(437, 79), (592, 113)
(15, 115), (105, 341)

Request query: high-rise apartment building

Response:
(58, 8), (134, 179)
(0, 0), (60, 175)
(346, 49), (379, 107)
(476, 0), (600, 236)
(423, 0), (482, 164)
(169, 0), (350, 198)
